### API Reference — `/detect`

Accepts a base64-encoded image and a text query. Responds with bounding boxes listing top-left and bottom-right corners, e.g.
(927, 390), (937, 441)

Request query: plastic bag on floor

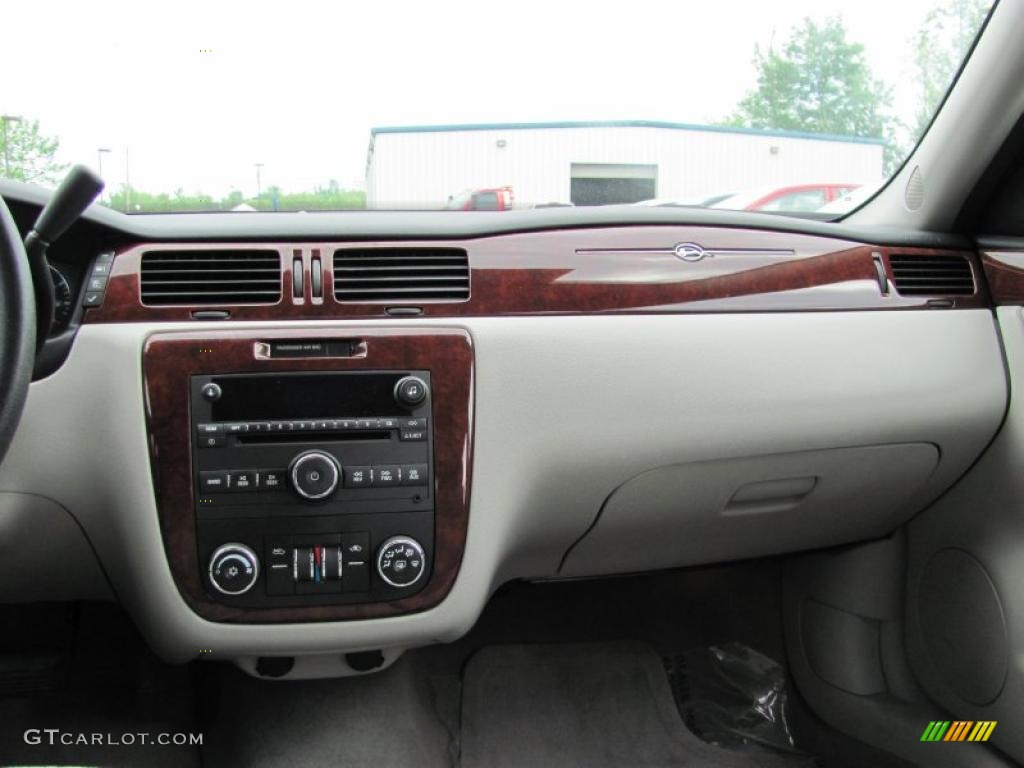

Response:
(666, 641), (799, 753)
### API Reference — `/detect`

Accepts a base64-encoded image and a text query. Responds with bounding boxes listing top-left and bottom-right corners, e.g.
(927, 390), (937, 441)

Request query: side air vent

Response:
(889, 254), (975, 296)
(333, 248), (470, 302)
(140, 250), (282, 305)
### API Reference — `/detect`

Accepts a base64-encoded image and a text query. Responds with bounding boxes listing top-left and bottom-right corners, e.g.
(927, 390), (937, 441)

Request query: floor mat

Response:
(0, 603), (200, 768)
(460, 643), (800, 768)
(199, 654), (458, 768)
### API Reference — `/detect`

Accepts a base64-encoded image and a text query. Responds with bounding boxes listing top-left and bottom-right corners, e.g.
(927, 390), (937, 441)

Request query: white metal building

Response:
(364, 120), (885, 209)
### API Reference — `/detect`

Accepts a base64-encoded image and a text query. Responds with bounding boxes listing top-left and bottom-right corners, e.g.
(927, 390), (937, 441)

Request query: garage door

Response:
(570, 163), (657, 206)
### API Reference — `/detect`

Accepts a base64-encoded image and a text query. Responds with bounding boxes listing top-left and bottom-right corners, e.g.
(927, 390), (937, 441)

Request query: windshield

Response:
(0, 0), (993, 216)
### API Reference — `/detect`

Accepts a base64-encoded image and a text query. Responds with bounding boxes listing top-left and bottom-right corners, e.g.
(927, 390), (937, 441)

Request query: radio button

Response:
(199, 471), (230, 493)
(401, 464), (428, 486)
(258, 470), (286, 491)
(196, 423), (223, 435)
(198, 434), (225, 449)
(399, 417), (426, 429)
(379, 417), (398, 429)
(344, 466), (371, 488)
(228, 470), (257, 492)
(355, 418), (379, 430)
(399, 429), (426, 442)
(371, 465), (401, 487)
(225, 422), (249, 434)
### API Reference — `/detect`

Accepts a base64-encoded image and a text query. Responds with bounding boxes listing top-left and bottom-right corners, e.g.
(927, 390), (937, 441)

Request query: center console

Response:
(143, 328), (473, 623)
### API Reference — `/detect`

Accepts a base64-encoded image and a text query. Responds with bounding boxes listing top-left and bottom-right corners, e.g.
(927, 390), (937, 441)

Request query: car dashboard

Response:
(0, 196), (1017, 675)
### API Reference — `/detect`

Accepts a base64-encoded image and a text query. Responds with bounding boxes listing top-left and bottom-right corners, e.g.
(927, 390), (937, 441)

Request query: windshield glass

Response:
(0, 0), (993, 216)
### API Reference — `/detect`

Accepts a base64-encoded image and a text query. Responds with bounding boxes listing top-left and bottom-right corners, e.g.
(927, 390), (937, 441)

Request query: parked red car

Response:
(712, 183), (860, 213)
(445, 186), (515, 211)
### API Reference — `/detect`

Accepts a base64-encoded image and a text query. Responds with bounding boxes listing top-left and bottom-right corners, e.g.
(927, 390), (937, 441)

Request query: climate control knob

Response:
(376, 536), (426, 588)
(208, 543), (259, 596)
(289, 450), (341, 501)
(394, 376), (428, 408)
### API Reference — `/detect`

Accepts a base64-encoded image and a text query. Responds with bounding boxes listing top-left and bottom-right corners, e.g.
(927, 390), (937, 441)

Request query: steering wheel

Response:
(0, 195), (35, 466)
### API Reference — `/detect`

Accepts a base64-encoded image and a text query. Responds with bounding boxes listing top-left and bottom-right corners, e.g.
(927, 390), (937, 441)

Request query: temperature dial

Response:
(376, 536), (426, 588)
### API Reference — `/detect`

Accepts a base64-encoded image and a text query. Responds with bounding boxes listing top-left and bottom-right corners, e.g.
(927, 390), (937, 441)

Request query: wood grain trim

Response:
(143, 328), (473, 623)
(84, 228), (989, 323)
(982, 251), (1024, 305)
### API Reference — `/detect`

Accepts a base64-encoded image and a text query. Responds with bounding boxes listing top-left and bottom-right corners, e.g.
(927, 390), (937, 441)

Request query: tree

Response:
(103, 184), (367, 213)
(726, 17), (897, 170)
(912, 0), (989, 139)
(0, 118), (68, 185)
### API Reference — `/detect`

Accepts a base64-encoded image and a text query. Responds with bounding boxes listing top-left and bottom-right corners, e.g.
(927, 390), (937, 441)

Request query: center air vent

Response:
(889, 254), (975, 296)
(333, 248), (470, 302)
(141, 250), (282, 306)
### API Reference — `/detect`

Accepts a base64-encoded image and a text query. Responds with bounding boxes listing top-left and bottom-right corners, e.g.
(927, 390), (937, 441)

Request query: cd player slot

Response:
(236, 430), (391, 445)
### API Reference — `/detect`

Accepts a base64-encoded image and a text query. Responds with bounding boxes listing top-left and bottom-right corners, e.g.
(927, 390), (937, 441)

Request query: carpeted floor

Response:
(0, 564), (913, 767)
(199, 653), (458, 768)
(460, 643), (803, 768)
(0, 603), (200, 768)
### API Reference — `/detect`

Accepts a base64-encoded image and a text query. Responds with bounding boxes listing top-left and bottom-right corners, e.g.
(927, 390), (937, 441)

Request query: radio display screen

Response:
(208, 373), (407, 420)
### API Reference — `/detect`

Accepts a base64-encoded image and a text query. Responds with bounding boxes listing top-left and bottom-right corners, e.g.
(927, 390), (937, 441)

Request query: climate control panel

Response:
(203, 532), (428, 604)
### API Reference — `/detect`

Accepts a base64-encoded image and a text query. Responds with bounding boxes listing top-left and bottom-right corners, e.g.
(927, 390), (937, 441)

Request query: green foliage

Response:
(0, 118), (69, 185)
(104, 182), (366, 213)
(726, 17), (898, 171)
(912, 0), (989, 139)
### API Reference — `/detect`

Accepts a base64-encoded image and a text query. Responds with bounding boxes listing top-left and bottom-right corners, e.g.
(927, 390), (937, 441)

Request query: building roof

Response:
(369, 119), (886, 146)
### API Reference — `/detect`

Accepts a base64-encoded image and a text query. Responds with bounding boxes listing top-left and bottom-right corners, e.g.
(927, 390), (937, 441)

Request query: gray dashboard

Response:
(0, 311), (1006, 665)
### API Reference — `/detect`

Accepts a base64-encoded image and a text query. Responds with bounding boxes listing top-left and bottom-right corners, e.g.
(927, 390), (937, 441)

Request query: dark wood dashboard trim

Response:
(982, 251), (1024, 305)
(84, 228), (989, 323)
(143, 328), (473, 623)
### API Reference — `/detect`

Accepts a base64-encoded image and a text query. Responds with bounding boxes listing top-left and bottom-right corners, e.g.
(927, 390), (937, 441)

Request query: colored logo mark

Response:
(921, 721), (996, 742)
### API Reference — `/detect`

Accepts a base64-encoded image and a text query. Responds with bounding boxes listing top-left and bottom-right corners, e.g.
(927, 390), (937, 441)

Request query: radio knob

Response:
(289, 450), (341, 500)
(376, 536), (426, 588)
(208, 543), (259, 596)
(394, 376), (428, 408)
(200, 382), (222, 402)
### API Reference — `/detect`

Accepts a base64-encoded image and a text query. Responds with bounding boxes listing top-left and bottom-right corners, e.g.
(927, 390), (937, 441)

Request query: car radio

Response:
(190, 370), (434, 607)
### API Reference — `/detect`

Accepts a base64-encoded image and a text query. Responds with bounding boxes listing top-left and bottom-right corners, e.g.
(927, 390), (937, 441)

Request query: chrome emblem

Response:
(673, 242), (711, 262)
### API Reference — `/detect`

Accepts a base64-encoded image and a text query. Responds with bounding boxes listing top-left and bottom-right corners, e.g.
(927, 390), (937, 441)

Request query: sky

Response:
(0, 0), (981, 198)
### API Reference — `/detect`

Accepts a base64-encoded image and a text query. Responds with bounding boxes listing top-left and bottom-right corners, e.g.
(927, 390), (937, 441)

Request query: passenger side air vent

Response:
(333, 248), (470, 302)
(889, 254), (975, 296)
(140, 250), (282, 305)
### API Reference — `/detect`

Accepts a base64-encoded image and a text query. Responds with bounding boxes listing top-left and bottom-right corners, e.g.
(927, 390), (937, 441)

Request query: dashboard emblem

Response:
(673, 242), (711, 262)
